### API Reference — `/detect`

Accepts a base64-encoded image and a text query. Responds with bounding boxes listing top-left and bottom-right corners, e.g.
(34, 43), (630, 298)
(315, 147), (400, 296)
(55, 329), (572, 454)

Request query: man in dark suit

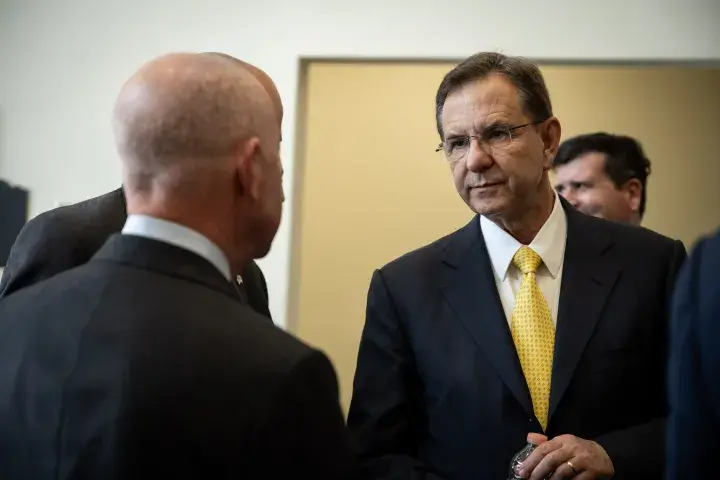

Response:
(0, 187), (272, 318)
(347, 52), (685, 480)
(0, 50), (275, 320)
(667, 228), (720, 478)
(0, 52), (354, 478)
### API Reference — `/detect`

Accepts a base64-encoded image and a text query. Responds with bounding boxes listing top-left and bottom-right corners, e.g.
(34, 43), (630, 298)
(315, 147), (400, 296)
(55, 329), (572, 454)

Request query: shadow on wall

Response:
(0, 179), (28, 267)
(0, 106), (4, 172)
(1, 106), (30, 267)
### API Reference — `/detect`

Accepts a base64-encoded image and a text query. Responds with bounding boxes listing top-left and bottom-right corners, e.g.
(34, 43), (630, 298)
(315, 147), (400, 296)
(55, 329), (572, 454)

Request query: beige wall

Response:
(291, 62), (720, 411)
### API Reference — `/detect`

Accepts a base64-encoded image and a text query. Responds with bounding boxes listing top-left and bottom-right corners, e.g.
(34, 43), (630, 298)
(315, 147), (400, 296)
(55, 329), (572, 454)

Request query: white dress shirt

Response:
(480, 193), (568, 327)
(121, 214), (232, 281)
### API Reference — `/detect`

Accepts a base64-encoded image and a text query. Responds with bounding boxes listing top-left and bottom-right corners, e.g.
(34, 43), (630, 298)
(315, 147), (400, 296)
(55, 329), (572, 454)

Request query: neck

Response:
(490, 180), (555, 245)
(126, 194), (252, 273)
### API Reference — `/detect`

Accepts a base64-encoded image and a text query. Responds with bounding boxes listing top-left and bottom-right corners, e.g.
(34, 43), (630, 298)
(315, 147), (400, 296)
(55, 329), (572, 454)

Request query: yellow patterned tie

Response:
(510, 246), (555, 431)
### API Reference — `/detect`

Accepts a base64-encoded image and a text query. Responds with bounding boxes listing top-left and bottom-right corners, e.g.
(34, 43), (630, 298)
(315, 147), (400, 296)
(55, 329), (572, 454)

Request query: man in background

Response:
(0, 52), (273, 321)
(0, 52), (353, 478)
(552, 132), (651, 225)
(667, 227), (720, 478)
(348, 52), (685, 479)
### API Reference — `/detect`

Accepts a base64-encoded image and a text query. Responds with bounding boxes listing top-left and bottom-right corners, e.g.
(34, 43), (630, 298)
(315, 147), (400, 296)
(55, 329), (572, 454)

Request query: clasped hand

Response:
(517, 433), (614, 480)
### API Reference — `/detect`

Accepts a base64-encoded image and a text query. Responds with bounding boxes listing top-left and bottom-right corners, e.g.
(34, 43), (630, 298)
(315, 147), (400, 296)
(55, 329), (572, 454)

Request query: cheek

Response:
(273, 173), (285, 204)
(495, 145), (540, 180)
(575, 191), (598, 207)
(450, 161), (465, 188)
(496, 157), (533, 189)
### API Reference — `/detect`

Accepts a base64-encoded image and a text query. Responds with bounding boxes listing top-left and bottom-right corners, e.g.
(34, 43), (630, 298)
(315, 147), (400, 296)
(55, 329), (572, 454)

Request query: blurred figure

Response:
(552, 132), (651, 225)
(347, 52), (685, 480)
(667, 228), (720, 479)
(0, 52), (353, 479)
(0, 55), (273, 321)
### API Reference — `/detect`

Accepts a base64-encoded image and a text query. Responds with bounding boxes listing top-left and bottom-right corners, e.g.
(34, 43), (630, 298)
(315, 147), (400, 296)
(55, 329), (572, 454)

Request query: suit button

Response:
(528, 418), (533, 423)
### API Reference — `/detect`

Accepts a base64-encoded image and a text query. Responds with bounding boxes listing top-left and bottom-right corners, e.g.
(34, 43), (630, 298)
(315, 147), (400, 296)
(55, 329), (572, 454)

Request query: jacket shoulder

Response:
(580, 213), (683, 254)
(378, 219), (473, 276)
(22, 189), (124, 236)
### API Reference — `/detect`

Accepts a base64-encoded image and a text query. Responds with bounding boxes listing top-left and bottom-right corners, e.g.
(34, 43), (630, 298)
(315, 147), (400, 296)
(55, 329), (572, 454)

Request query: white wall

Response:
(1, 0), (718, 328)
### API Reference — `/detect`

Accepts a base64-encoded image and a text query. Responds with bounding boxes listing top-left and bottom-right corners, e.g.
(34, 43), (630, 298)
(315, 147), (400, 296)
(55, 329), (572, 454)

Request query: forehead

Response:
(553, 152), (608, 183)
(441, 74), (524, 133)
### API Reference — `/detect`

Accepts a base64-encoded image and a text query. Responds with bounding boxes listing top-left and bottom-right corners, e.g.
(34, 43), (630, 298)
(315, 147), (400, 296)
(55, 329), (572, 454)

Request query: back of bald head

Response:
(112, 52), (273, 193)
(201, 52), (283, 121)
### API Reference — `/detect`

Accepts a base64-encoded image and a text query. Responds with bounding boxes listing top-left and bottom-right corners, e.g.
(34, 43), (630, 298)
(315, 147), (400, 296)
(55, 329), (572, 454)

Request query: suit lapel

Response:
(548, 204), (620, 421)
(439, 217), (534, 417)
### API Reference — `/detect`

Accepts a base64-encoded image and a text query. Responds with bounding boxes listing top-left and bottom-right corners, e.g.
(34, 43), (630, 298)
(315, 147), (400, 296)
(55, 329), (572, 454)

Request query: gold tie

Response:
(510, 246), (555, 431)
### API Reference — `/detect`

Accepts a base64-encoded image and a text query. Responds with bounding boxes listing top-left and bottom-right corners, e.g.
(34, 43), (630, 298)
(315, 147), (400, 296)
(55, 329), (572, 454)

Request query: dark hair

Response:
(435, 52), (553, 140)
(553, 132), (652, 217)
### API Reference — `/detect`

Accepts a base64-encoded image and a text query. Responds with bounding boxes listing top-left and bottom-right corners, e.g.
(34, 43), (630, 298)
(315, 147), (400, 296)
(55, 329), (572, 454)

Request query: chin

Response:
(468, 197), (510, 217)
(252, 239), (272, 259)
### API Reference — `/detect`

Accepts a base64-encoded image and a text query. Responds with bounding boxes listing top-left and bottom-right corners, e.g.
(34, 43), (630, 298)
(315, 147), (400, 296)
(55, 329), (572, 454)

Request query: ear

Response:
(623, 178), (643, 213)
(540, 116), (562, 172)
(234, 136), (263, 200)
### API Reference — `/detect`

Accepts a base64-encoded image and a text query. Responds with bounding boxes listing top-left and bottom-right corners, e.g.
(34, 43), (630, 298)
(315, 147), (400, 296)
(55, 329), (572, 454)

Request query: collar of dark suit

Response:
(113, 185), (266, 306)
(92, 233), (239, 302)
(441, 195), (615, 268)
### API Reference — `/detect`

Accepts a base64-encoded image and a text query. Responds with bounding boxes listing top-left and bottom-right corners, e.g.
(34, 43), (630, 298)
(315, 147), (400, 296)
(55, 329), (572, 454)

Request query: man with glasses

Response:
(348, 52), (686, 479)
(552, 132), (651, 226)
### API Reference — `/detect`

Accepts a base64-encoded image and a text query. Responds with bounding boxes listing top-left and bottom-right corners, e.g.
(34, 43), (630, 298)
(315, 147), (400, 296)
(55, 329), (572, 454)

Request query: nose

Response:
(465, 138), (493, 173)
(560, 188), (580, 207)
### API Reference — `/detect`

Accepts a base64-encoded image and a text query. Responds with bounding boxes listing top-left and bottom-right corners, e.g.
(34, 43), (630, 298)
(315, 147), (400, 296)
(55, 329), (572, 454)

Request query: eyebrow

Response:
(445, 120), (513, 137)
(483, 120), (512, 129)
(443, 132), (464, 140)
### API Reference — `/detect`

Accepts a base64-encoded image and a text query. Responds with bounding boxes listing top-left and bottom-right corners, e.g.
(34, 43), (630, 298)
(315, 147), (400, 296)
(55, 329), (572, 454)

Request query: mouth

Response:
(472, 181), (504, 189)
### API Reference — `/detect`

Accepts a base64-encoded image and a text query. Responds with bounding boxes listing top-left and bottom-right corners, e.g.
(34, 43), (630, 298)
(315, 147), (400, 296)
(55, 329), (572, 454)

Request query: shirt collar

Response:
(121, 214), (232, 281)
(480, 192), (567, 280)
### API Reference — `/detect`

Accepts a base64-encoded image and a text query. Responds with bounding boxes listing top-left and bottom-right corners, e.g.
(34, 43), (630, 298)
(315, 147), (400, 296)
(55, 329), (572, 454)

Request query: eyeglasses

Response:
(436, 120), (547, 161)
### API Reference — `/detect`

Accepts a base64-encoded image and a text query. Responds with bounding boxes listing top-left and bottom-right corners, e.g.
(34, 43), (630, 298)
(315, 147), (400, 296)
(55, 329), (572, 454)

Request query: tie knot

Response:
(512, 246), (542, 274)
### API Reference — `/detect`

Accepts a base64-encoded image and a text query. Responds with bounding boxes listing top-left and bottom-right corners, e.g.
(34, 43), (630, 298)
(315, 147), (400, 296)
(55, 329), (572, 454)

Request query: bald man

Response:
(0, 53), (354, 479)
(0, 53), (275, 321)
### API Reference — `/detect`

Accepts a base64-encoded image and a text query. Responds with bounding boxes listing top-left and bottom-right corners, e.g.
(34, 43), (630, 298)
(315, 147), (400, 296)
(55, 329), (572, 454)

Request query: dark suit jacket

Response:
(347, 199), (686, 480)
(0, 234), (354, 479)
(0, 187), (272, 319)
(667, 228), (720, 479)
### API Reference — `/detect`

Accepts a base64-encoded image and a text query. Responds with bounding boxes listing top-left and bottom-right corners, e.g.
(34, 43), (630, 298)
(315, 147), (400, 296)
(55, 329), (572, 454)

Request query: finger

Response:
(529, 448), (572, 480)
(519, 437), (563, 475)
(527, 432), (549, 445)
(548, 460), (580, 480)
(574, 472), (595, 480)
